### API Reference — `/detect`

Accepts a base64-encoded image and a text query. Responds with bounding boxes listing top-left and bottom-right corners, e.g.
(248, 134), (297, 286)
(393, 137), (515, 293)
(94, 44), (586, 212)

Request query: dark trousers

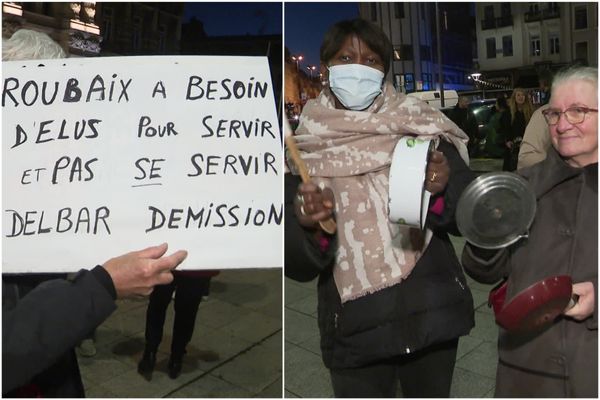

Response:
(330, 338), (459, 398)
(144, 275), (210, 357)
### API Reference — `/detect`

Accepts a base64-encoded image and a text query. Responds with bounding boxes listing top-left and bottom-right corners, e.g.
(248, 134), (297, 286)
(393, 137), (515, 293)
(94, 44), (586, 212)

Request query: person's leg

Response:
(144, 281), (176, 349)
(138, 281), (175, 378)
(397, 338), (459, 398)
(168, 276), (210, 378)
(171, 276), (210, 356)
(330, 360), (397, 398)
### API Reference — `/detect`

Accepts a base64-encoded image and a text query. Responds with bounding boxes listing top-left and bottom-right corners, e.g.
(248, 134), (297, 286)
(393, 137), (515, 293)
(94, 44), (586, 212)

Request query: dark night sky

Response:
(285, 2), (359, 71)
(184, 2), (282, 36)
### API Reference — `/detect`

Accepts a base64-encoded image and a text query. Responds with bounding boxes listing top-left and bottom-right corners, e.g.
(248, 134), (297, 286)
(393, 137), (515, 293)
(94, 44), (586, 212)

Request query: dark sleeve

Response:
(2, 269), (117, 393)
(468, 112), (479, 138)
(426, 139), (477, 235)
(284, 173), (336, 282)
(461, 243), (510, 284)
(499, 111), (514, 141)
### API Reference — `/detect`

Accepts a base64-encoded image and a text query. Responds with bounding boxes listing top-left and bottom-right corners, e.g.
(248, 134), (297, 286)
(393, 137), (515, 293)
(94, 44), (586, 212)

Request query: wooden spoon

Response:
(285, 135), (337, 234)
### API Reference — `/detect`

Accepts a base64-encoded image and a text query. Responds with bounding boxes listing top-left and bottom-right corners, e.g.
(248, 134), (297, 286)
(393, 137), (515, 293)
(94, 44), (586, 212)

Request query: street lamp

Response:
(291, 54), (303, 71)
(306, 65), (316, 78)
(469, 73), (484, 99)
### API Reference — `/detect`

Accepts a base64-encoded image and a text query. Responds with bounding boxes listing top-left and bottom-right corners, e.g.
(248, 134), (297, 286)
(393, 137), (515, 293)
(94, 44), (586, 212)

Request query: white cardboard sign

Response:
(2, 56), (282, 272)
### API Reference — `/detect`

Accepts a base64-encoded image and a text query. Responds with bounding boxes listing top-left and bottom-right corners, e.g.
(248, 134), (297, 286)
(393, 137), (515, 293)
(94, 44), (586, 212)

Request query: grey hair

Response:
(551, 66), (598, 96)
(2, 29), (66, 61)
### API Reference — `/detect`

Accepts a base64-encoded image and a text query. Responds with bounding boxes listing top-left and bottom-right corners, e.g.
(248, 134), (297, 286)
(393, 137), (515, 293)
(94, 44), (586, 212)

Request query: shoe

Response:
(168, 355), (183, 379)
(137, 349), (157, 381)
(77, 338), (96, 357)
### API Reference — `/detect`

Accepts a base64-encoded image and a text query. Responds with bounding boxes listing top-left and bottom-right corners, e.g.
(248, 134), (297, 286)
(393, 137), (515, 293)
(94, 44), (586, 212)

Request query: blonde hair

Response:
(508, 88), (533, 124)
(2, 29), (66, 61)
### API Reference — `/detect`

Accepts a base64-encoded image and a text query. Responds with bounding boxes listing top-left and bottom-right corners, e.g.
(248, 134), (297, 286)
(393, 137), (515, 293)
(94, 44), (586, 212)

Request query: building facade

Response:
(2, 2), (183, 57)
(359, 2), (476, 93)
(475, 2), (598, 87)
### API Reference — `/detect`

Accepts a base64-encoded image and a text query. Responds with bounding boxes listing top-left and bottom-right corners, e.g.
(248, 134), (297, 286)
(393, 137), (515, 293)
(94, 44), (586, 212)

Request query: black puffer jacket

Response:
(285, 140), (475, 369)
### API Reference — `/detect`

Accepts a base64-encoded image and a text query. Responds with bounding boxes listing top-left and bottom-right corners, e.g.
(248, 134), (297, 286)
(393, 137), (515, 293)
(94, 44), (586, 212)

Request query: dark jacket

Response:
(3, 267), (117, 397)
(285, 140), (475, 369)
(462, 148), (598, 397)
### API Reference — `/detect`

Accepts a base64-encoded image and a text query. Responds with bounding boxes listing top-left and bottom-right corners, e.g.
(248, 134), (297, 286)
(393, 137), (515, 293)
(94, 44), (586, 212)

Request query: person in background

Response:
(538, 70), (553, 106)
(138, 270), (219, 380)
(2, 29), (189, 397)
(500, 88), (533, 171)
(448, 95), (479, 157)
(285, 18), (475, 398)
(517, 103), (551, 169)
(483, 96), (509, 158)
(462, 66), (597, 397)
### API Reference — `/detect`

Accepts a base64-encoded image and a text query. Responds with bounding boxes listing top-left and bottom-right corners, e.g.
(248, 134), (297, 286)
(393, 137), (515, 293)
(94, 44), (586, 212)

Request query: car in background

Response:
(442, 98), (501, 158)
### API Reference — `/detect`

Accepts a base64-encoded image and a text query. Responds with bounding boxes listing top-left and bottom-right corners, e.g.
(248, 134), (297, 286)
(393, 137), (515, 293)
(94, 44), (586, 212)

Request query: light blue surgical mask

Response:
(328, 64), (385, 111)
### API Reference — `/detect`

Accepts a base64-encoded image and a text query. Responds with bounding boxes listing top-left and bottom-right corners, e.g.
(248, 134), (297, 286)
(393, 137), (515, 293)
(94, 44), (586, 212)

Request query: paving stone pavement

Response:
(77, 268), (282, 398)
(284, 235), (499, 398)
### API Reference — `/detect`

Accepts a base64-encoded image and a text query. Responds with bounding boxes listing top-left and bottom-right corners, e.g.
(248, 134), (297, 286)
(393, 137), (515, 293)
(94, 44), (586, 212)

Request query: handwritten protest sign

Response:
(2, 56), (282, 272)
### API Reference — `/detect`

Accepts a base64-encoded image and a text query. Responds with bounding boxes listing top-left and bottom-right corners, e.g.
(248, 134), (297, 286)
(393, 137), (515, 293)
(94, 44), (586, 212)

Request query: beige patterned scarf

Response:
(289, 83), (469, 303)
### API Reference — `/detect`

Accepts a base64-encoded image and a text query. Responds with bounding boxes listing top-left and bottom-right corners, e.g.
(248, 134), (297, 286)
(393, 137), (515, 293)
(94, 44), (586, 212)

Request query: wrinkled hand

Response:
(102, 243), (188, 298)
(564, 281), (595, 321)
(425, 151), (450, 195)
(294, 182), (335, 229)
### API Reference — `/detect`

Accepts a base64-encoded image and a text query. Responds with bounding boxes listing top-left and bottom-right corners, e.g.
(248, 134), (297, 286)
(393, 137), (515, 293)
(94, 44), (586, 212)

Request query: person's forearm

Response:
(2, 269), (116, 392)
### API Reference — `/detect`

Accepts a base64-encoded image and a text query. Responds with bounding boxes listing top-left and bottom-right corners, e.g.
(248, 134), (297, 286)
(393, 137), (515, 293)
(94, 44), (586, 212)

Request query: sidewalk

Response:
(285, 235), (498, 398)
(78, 268), (282, 398)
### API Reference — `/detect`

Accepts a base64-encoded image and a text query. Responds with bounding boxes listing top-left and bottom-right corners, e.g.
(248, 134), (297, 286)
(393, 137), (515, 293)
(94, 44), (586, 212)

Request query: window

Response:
(398, 44), (413, 61)
(502, 35), (513, 57)
(420, 3), (426, 20)
(102, 7), (113, 42)
(394, 3), (404, 18)
(486, 37), (496, 59)
(132, 16), (142, 51)
(575, 41), (588, 62)
(370, 3), (377, 21)
(484, 5), (494, 20)
(530, 34), (541, 56)
(158, 25), (166, 53)
(529, 3), (539, 14)
(549, 34), (560, 54)
(404, 73), (415, 92)
(501, 3), (511, 17)
(575, 6), (587, 29)
(421, 73), (432, 91)
(420, 45), (431, 61)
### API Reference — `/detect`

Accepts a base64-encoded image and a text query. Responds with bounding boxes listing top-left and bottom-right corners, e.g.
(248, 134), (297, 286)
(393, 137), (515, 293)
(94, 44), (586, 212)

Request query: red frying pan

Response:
(490, 275), (577, 333)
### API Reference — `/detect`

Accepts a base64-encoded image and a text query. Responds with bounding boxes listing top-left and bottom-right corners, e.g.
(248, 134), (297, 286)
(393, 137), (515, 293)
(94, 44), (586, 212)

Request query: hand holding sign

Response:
(102, 243), (188, 298)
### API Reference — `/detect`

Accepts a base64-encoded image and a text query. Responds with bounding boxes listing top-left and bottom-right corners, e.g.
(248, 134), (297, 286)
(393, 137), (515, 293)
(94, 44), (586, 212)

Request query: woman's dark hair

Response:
(496, 96), (508, 110)
(320, 18), (392, 75)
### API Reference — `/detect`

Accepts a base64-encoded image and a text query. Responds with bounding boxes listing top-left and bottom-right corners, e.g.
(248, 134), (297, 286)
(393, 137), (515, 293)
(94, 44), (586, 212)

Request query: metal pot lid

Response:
(456, 172), (536, 249)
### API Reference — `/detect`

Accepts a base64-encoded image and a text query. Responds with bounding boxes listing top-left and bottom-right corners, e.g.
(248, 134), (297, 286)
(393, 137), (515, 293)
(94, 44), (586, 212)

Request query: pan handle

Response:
(566, 294), (580, 310)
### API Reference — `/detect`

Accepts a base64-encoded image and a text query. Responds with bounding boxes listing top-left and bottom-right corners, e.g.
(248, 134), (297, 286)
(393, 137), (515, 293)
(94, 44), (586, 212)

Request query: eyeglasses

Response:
(542, 106), (598, 125)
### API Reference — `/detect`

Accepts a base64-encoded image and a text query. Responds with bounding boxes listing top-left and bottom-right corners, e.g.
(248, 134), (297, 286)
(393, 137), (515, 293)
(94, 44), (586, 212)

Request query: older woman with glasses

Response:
(462, 66), (597, 397)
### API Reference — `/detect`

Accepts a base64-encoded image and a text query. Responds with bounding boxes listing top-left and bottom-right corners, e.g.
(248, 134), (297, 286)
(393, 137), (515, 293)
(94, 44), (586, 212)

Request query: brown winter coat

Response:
(462, 148), (597, 397)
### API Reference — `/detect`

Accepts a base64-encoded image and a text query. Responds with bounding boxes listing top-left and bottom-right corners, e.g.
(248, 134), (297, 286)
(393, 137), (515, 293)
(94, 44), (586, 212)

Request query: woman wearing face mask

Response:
(500, 88), (533, 171)
(285, 19), (475, 397)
